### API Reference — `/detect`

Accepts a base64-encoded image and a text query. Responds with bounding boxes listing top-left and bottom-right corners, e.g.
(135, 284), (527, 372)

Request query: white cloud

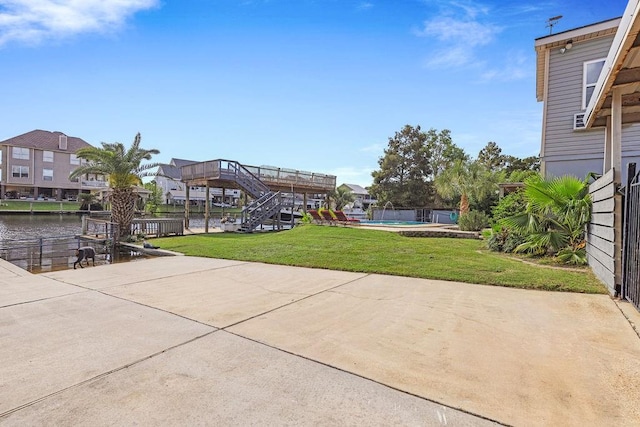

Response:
(0, 0), (159, 46)
(416, 1), (501, 69)
(480, 51), (531, 82)
(357, 2), (373, 11)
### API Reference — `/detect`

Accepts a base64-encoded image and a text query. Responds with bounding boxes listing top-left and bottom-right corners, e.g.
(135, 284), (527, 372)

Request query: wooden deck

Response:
(181, 159), (336, 193)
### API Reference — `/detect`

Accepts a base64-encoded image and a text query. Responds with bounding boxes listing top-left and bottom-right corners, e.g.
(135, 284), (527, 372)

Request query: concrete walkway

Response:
(1, 257), (640, 426)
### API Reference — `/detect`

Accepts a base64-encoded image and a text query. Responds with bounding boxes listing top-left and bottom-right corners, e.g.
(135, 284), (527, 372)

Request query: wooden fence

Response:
(586, 168), (620, 295)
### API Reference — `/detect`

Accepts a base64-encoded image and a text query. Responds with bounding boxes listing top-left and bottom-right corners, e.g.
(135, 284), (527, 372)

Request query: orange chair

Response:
(308, 209), (325, 224)
(333, 210), (360, 224)
(319, 209), (336, 224)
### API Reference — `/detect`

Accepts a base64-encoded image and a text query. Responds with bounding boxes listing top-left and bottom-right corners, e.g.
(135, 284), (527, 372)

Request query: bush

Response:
(491, 190), (527, 225)
(458, 210), (490, 231)
(487, 226), (526, 253)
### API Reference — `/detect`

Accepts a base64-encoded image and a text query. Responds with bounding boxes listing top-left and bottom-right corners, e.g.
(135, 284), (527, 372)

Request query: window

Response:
(43, 151), (54, 162)
(70, 154), (80, 165)
(583, 59), (606, 109)
(12, 147), (29, 160)
(43, 169), (53, 181)
(12, 165), (29, 178)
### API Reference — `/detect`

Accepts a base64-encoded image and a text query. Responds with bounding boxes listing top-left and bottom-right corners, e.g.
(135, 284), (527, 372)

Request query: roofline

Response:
(534, 17), (621, 47)
(585, 0), (640, 127)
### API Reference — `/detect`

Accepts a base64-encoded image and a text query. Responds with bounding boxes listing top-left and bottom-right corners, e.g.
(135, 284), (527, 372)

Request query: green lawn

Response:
(0, 200), (80, 211)
(154, 225), (606, 294)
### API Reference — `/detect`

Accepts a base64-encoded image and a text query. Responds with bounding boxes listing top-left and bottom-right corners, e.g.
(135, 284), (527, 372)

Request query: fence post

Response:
(621, 162), (637, 299)
(39, 238), (43, 268)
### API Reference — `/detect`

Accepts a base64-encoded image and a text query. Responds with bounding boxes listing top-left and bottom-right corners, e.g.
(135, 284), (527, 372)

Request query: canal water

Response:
(0, 214), (202, 273)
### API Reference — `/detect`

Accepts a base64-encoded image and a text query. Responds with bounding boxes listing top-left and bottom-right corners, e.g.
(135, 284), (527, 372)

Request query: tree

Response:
(425, 128), (468, 180)
(369, 125), (468, 207)
(477, 141), (505, 172)
(503, 155), (540, 175)
(70, 133), (160, 238)
(144, 181), (163, 214)
(434, 159), (501, 216)
(329, 187), (355, 210)
(369, 125), (433, 207)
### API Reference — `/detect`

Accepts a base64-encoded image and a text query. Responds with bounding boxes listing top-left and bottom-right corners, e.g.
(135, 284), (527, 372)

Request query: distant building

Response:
(154, 158), (240, 205)
(337, 183), (376, 210)
(0, 129), (104, 200)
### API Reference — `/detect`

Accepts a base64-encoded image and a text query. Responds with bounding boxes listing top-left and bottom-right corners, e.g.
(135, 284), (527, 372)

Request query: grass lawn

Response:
(154, 225), (606, 294)
(0, 200), (80, 211)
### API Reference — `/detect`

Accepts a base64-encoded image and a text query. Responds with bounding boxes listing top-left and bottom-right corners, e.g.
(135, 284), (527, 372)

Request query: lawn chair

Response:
(333, 210), (360, 224)
(308, 209), (325, 224)
(319, 209), (336, 225)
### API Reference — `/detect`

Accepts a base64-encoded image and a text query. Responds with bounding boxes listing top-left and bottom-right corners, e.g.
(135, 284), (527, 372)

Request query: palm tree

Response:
(329, 187), (356, 210)
(502, 175), (592, 264)
(434, 160), (501, 215)
(70, 133), (159, 238)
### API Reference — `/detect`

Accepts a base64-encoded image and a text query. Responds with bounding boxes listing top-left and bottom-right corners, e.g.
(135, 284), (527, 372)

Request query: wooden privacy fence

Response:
(586, 168), (619, 295)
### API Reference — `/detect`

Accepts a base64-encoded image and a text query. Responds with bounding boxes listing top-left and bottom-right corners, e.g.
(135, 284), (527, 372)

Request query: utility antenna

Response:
(546, 15), (563, 35)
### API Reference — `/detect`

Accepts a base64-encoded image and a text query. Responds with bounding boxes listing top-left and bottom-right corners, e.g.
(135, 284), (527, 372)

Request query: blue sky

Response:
(0, 0), (629, 186)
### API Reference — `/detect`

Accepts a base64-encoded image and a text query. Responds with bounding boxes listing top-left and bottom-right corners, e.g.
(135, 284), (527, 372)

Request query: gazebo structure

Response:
(181, 159), (336, 232)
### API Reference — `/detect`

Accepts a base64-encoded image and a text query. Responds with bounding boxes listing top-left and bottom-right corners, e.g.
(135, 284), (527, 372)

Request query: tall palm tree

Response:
(434, 160), (500, 215)
(70, 133), (159, 238)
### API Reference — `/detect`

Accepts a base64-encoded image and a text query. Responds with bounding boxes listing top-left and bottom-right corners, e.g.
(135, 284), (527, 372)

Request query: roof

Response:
(585, 0), (640, 128)
(157, 164), (182, 180)
(339, 183), (369, 195)
(0, 129), (92, 151)
(170, 158), (198, 168)
(534, 18), (621, 102)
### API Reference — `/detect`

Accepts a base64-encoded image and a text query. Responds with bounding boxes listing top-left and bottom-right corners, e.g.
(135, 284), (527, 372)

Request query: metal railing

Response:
(181, 159), (336, 191)
(0, 235), (97, 273)
(622, 162), (640, 311)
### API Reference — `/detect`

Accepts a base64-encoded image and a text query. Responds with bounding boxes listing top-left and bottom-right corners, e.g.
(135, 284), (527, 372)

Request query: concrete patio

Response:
(1, 256), (639, 426)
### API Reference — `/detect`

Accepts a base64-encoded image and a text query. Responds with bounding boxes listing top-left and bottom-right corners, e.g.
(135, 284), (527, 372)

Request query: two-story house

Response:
(0, 129), (105, 201)
(535, 18), (640, 182)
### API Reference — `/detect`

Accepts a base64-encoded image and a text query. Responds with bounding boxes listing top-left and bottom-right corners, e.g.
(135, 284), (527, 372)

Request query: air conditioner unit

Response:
(573, 113), (586, 130)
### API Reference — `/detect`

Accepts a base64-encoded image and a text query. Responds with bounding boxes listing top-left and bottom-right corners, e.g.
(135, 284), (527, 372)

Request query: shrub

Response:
(458, 210), (490, 231)
(487, 226), (526, 253)
(491, 190), (527, 225)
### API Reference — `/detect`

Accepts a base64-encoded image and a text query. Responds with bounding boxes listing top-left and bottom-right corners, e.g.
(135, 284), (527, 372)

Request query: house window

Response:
(12, 165), (29, 178)
(43, 151), (54, 162)
(43, 169), (53, 181)
(583, 58), (606, 109)
(12, 147), (29, 160)
(70, 154), (80, 165)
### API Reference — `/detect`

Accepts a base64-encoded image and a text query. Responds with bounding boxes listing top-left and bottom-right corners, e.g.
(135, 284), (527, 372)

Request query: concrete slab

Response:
(229, 274), (640, 426)
(0, 273), (83, 307)
(0, 291), (214, 414)
(41, 256), (247, 290)
(102, 261), (367, 327)
(0, 332), (498, 426)
(0, 259), (31, 278)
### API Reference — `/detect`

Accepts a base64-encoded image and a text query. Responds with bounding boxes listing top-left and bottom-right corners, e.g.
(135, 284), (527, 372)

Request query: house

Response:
(0, 130), (104, 201)
(535, 17), (640, 182)
(337, 183), (377, 210)
(154, 158), (240, 205)
(536, 0), (640, 310)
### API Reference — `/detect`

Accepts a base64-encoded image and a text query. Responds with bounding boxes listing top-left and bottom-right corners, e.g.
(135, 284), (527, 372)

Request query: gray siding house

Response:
(535, 18), (640, 182)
